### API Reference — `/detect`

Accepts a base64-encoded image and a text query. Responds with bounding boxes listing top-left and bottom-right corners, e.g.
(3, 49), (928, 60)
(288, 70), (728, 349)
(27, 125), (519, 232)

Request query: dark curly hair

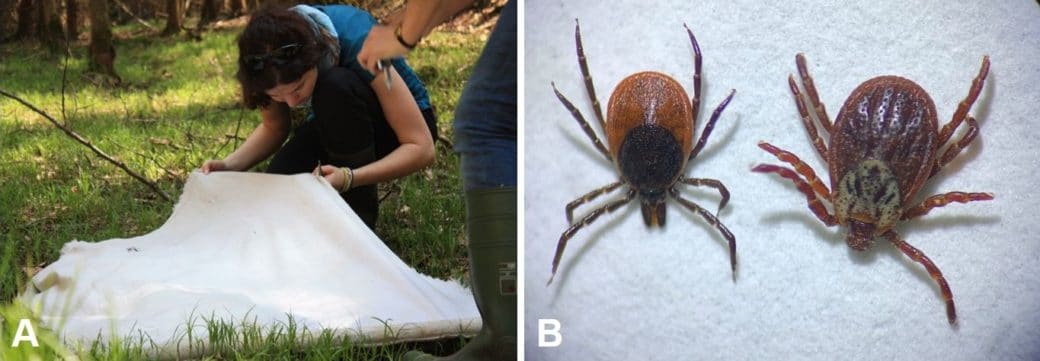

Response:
(236, 5), (331, 109)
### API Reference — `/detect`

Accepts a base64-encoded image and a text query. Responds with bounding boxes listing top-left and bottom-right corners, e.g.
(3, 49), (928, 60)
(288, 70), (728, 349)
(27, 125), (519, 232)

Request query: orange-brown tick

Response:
(548, 20), (736, 285)
(753, 53), (992, 324)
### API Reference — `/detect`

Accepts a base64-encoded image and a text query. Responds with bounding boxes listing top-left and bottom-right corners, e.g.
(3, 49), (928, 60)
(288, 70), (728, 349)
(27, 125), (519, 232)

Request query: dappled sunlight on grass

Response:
(1, 13), (487, 359)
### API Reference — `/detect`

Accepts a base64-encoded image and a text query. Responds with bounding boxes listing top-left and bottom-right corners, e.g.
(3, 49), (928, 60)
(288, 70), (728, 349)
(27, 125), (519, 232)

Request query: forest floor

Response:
(0, 9), (493, 359)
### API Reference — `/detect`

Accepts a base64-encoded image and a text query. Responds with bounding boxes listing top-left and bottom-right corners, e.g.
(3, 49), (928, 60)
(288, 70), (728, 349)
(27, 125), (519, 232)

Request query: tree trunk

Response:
(227, 0), (244, 17)
(66, 0), (79, 40)
(162, 0), (181, 36)
(36, 0), (65, 47)
(0, 0), (18, 38)
(87, 0), (121, 85)
(14, 0), (35, 39)
(198, 0), (222, 27)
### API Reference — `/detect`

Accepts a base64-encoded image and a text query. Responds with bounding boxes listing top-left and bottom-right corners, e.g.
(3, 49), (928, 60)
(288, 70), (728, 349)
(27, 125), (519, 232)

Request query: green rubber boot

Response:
(404, 187), (517, 361)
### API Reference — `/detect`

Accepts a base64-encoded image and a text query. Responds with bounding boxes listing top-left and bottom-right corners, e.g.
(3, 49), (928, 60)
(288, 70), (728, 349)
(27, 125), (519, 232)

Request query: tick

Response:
(548, 20), (737, 285)
(753, 53), (993, 324)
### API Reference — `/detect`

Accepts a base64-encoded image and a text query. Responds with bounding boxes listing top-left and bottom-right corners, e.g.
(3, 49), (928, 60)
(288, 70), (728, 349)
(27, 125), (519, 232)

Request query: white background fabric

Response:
(25, 172), (479, 355)
(524, 0), (1040, 360)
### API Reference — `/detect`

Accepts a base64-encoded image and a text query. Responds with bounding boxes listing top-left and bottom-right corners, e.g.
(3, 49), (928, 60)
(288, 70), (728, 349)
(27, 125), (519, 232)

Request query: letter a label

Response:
(11, 319), (39, 347)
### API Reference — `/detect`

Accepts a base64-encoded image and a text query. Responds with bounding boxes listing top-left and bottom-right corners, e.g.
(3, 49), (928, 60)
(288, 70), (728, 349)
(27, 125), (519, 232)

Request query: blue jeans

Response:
(453, 0), (517, 190)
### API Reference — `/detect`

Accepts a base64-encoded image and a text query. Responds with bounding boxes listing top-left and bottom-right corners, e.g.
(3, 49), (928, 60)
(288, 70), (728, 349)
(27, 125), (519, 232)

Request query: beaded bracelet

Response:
(339, 167), (354, 192)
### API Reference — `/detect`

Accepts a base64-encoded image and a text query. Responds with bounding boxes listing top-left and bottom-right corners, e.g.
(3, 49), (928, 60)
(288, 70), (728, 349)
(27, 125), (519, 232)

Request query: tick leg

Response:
(549, 188), (636, 285)
(574, 19), (606, 131)
(885, 231), (956, 325)
(789, 74), (830, 160)
(679, 177), (729, 215)
(689, 89), (736, 160)
(552, 82), (612, 161)
(751, 163), (837, 226)
(683, 23), (702, 118)
(566, 181), (624, 224)
(795, 53), (833, 133)
(901, 191), (994, 220)
(931, 117), (979, 178)
(938, 56), (989, 147)
(670, 188), (737, 280)
(757, 142), (831, 199)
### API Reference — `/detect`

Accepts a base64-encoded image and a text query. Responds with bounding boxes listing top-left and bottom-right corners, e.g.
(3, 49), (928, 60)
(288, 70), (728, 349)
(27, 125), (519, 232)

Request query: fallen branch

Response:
(0, 89), (173, 202)
(112, 0), (158, 32)
(113, 142), (186, 185)
(213, 106), (246, 157)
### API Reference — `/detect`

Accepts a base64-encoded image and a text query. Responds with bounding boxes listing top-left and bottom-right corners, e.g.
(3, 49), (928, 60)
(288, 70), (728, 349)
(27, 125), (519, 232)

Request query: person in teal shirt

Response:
(202, 4), (438, 229)
(306, 4), (433, 112)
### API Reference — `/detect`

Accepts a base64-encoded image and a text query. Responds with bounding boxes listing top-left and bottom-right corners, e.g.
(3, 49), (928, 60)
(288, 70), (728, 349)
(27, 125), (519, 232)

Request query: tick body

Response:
(548, 20), (737, 285)
(610, 72), (693, 224)
(754, 54), (993, 324)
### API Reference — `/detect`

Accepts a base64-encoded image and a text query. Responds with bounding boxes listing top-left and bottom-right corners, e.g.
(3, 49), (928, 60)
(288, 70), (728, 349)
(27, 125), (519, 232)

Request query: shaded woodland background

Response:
(0, 0), (504, 85)
(0, 2), (504, 358)
(0, 0), (505, 302)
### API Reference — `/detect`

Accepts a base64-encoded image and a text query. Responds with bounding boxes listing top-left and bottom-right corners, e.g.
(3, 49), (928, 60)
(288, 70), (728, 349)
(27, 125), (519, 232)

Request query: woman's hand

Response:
(201, 160), (229, 174)
(317, 164), (347, 190)
(357, 24), (411, 74)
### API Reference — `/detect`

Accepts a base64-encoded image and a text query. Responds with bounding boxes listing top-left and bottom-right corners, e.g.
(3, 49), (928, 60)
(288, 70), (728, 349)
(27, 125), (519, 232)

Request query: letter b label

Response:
(538, 318), (562, 347)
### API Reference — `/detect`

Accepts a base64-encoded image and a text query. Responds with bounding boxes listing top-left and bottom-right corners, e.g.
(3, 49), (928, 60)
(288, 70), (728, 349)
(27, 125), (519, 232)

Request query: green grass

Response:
(2, 301), (467, 360)
(0, 20), (485, 359)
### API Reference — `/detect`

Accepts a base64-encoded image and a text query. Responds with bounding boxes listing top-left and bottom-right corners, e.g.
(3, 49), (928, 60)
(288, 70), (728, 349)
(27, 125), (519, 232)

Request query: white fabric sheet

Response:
(22, 171), (479, 355)
(524, 0), (1040, 360)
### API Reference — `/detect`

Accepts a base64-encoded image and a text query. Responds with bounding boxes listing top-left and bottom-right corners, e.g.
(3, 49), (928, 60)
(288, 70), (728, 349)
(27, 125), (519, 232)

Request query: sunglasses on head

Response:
(244, 43), (305, 71)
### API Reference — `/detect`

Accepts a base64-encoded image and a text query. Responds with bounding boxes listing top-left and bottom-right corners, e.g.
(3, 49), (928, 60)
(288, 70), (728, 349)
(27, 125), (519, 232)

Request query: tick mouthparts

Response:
(640, 202), (667, 227)
(847, 220), (876, 251)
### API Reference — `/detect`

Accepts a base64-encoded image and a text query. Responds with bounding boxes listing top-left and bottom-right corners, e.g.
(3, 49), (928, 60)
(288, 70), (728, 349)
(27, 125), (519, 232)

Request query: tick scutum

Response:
(618, 123), (683, 226)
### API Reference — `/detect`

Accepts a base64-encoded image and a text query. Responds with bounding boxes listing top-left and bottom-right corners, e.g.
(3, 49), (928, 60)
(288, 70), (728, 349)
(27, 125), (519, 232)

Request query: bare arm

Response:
(398, 0), (478, 43)
(357, 0), (477, 73)
(320, 67), (434, 188)
(202, 103), (291, 173)
(355, 66), (435, 185)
